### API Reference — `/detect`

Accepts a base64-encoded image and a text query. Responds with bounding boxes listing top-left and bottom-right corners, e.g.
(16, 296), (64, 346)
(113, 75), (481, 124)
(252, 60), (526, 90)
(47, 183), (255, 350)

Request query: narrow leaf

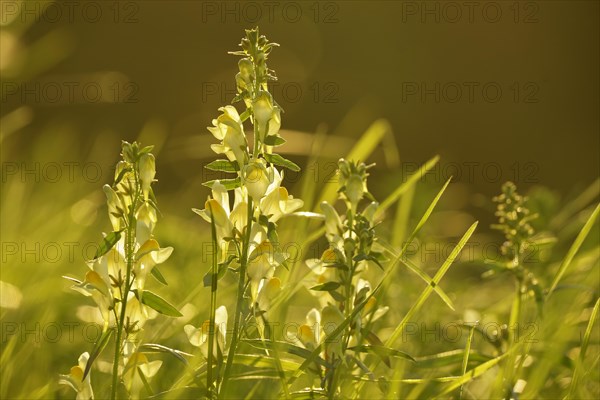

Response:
(385, 222), (478, 348)
(151, 267), (168, 285)
(83, 329), (113, 379)
(138, 290), (182, 317)
(202, 178), (241, 190)
(568, 297), (600, 398)
(350, 345), (415, 364)
(94, 230), (122, 259)
(310, 282), (341, 292)
(205, 160), (239, 173)
(415, 349), (492, 369)
(548, 203), (599, 294)
(243, 339), (332, 369)
(263, 135), (286, 146)
(138, 343), (192, 366)
(459, 325), (476, 399)
(438, 352), (511, 396)
(264, 153), (300, 172)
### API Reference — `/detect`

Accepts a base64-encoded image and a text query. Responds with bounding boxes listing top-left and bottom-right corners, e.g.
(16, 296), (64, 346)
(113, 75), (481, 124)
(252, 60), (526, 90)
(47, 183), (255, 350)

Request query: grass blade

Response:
(567, 297), (600, 399)
(548, 203), (599, 295)
(459, 325), (476, 399)
(385, 221), (479, 348)
(438, 352), (511, 396)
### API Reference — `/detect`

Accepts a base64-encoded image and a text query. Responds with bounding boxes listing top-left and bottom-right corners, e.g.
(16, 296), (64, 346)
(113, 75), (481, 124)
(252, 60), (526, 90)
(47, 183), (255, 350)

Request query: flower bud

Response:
(243, 160), (272, 201)
(238, 58), (254, 82)
(103, 184), (122, 230)
(139, 153), (155, 200)
(346, 174), (364, 207)
(253, 91), (274, 142)
(320, 202), (342, 240)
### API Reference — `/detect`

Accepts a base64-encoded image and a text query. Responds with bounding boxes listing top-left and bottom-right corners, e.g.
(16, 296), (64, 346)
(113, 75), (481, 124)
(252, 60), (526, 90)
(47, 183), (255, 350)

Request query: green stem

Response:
(110, 172), (140, 400)
(111, 215), (136, 398)
(220, 198), (253, 397)
(207, 203), (219, 398)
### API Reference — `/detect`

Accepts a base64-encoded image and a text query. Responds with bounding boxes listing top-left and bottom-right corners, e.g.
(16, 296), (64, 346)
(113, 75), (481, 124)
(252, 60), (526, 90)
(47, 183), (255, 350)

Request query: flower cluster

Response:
(492, 181), (537, 266)
(61, 142), (176, 399)
(187, 28), (304, 396)
(491, 181), (544, 313)
(302, 159), (389, 395)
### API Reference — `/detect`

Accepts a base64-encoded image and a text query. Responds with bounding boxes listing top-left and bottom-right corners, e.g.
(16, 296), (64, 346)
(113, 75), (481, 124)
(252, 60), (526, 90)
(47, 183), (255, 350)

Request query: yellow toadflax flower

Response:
(184, 305), (228, 359)
(208, 105), (248, 168)
(59, 352), (94, 400)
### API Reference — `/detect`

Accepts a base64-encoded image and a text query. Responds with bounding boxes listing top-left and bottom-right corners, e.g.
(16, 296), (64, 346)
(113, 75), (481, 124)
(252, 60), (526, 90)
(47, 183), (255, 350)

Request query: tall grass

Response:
(0, 27), (598, 400)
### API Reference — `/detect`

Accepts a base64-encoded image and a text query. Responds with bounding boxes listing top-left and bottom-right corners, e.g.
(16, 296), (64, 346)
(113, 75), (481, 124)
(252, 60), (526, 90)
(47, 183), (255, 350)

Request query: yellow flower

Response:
(256, 277), (281, 311)
(321, 305), (344, 360)
(72, 271), (113, 329)
(320, 202), (343, 241)
(59, 352), (94, 400)
(298, 308), (322, 350)
(135, 202), (157, 245)
(122, 352), (163, 399)
(103, 184), (123, 231)
(260, 186), (304, 223)
(194, 181), (234, 242)
(242, 159), (272, 201)
(138, 153), (155, 200)
(208, 105), (248, 167)
(134, 239), (173, 292)
(229, 187), (249, 233)
(184, 305), (228, 359)
(252, 90), (281, 142)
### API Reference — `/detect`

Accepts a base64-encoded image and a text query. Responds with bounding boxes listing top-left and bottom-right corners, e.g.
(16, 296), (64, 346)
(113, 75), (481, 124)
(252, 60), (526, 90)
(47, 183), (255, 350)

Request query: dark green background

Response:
(2, 0), (599, 196)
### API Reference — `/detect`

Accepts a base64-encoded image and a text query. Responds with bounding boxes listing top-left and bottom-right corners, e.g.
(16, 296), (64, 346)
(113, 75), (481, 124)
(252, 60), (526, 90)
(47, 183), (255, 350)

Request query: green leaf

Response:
(243, 339), (332, 369)
(328, 290), (346, 302)
(83, 328), (113, 379)
(385, 221), (478, 348)
(568, 297), (600, 398)
(357, 329), (416, 367)
(290, 389), (327, 399)
(62, 275), (82, 285)
(150, 267), (168, 285)
(202, 178), (242, 190)
(310, 282), (341, 292)
(353, 254), (384, 270)
(138, 343), (192, 366)
(94, 230), (122, 259)
(203, 262), (228, 287)
(139, 145), (154, 155)
(114, 167), (132, 186)
(397, 253), (456, 312)
(415, 349), (492, 369)
(438, 352), (511, 396)
(548, 203), (599, 295)
(459, 325), (477, 398)
(350, 345), (415, 365)
(263, 135), (286, 146)
(233, 354), (301, 371)
(137, 290), (182, 317)
(263, 153), (300, 172)
(205, 160), (239, 173)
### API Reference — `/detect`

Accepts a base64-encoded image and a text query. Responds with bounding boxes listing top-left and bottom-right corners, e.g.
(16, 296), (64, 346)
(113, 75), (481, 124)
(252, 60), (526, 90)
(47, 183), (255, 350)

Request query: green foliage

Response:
(5, 28), (583, 400)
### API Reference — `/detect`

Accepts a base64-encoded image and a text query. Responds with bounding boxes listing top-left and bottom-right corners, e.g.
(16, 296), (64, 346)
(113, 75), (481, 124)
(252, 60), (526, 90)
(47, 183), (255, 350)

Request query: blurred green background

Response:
(1, 1), (598, 398)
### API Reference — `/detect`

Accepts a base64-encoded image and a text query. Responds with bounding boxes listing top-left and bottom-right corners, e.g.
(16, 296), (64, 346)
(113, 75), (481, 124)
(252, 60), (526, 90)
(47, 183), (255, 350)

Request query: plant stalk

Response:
(110, 175), (139, 400)
(220, 198), (253, 397)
